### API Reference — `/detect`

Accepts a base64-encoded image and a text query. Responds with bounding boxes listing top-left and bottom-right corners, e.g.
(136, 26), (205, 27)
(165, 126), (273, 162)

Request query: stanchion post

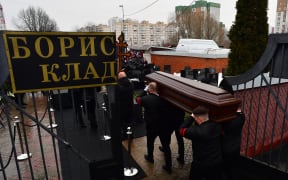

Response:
(14, 120), (32, 161)
(100, 102), (111, 141)
(48, 92), (55, 112)
(124, 126), (138, 176)
(47, 92), (58, 129)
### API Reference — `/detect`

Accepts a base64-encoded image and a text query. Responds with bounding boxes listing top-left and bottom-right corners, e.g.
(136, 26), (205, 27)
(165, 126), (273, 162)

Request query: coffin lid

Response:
(145, 71), (241, 122)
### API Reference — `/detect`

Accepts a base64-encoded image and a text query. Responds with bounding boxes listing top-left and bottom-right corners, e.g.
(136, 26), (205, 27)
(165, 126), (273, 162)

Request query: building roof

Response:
(151, 38), (230, 58)
(151, 50), (228, 58)
(176, 39), (219, 51)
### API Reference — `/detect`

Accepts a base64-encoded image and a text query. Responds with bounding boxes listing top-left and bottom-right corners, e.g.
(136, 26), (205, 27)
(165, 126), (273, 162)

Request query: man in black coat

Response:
(221, 104), (245, 180)
(219, 77), (246, 180)
(179, 106), (223, 180)
(136, 82), (173, 173)
(159, 101), (185, 164)
(71, 87), (99, 128)
(117, 71), (134, 137)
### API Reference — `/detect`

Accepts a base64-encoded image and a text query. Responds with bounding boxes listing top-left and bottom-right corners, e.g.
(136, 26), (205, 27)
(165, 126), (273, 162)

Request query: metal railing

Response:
(226, 33), (288, 175)
(0, 91), (92, 180)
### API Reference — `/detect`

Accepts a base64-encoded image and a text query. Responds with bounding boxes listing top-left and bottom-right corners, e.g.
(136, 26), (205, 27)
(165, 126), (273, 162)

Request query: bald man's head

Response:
(118, 71), (127, 79)
(147, 82), (158, 94)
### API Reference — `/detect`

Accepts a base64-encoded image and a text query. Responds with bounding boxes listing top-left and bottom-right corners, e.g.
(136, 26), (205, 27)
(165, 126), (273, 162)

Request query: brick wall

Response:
(235, 83), (288, 157)
(151, 54), (228, 73)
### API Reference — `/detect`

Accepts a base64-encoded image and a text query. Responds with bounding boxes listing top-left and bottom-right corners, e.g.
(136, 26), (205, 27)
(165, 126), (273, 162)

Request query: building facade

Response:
(175, 0), (221, 24)
(151, 52), (227, 74)
(174, 0), (221, 40)
(77, 0), (223, 48)
(275, 0), (288, 33)
(109, 17), (176, 48)
(109, 1), (222, 48)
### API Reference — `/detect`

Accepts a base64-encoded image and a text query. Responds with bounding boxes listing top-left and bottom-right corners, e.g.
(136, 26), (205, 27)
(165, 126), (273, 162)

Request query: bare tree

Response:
(164, 22), (178, 46)
(76, 23), (99, 32)
(173, 10), (228, 47)
(14, 6), (58, 32)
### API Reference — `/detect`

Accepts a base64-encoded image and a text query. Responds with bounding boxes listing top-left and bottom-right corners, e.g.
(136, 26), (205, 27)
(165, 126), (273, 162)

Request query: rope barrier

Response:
(1, 94), (92, 163)
(22, 105), (48, 128)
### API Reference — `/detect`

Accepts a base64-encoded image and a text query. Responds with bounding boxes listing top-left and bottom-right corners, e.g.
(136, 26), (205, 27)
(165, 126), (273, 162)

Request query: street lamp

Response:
(119, 5), (124, 32)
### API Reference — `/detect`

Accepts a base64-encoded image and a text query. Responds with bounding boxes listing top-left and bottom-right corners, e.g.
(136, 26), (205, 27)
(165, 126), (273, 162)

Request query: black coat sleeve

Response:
(179, 116), (195, 128)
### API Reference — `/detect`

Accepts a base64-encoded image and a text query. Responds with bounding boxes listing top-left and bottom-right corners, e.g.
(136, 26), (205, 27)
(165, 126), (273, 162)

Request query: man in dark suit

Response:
(219, 77), (246, 180)
(180, 106), (223, 180)
(71, 87), (99, 128)
(116, 71), (134, 138)
(159, 102), (185, 164)
(221, 104), (245, 180)
(136, 82), (173, 173)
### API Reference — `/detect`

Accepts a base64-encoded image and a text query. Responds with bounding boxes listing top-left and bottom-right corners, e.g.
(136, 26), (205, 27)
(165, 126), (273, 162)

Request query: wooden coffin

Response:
(145, 71), (241, 122)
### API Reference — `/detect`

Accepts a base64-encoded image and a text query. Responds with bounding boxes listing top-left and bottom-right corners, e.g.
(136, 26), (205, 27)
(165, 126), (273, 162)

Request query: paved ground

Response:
(0, 93), (193, 180)
(123, 134), (192, 180)
(5, 92), (287, 180)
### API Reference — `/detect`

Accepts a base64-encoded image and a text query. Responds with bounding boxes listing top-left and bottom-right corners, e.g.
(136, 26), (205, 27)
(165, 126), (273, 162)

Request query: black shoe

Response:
(144, 154), (154, 163)
(177, 156), (184, 164)
(162, 165), (172, 174)
(159, 146), (164, 152)
(21, 102), (28, 106)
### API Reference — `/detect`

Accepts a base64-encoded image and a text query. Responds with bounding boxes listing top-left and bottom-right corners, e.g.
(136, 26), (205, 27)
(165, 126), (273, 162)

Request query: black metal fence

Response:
(0, 91), (64, 180)
(0, 87), (121, 180)
(2, 33), (288, 179)
(226, 33), (288, 175)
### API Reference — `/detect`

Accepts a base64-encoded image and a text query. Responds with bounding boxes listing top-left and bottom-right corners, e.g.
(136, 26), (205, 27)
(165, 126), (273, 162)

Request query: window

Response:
(164, 65), (171, 73)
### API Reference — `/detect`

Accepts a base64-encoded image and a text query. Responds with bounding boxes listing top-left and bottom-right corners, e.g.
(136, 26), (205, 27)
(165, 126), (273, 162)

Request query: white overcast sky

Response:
(1, 0), (277, 31)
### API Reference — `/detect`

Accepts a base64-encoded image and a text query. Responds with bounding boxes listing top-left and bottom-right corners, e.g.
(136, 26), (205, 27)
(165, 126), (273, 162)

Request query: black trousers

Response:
(146, 130), (172, 167)
(146, 130), (157, 159)
(174, 128), (184, 158)
(223, 151), (241, 180)
(86, 99), (97, 127)
(15, 93), (25, 105)
(73, 92), (97, 128)
(159, 132), (172, 167)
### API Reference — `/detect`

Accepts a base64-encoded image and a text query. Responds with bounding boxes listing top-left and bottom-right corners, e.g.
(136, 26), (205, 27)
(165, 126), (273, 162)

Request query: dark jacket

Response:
(162, 100), (185, 134)
(181, 117), (223, 167)
(136, 93), (163, 134)
(117, 77), (134, 123)
(221, 112), (245, 154)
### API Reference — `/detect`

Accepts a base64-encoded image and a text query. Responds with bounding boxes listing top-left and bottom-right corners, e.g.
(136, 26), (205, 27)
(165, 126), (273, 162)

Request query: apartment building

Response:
(109, 17), (176, 48)
(175, 0), (221, 24)
(109, 0), (221, 48)
(83, 0), (222, 48)
(275, 0), (288, 33)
